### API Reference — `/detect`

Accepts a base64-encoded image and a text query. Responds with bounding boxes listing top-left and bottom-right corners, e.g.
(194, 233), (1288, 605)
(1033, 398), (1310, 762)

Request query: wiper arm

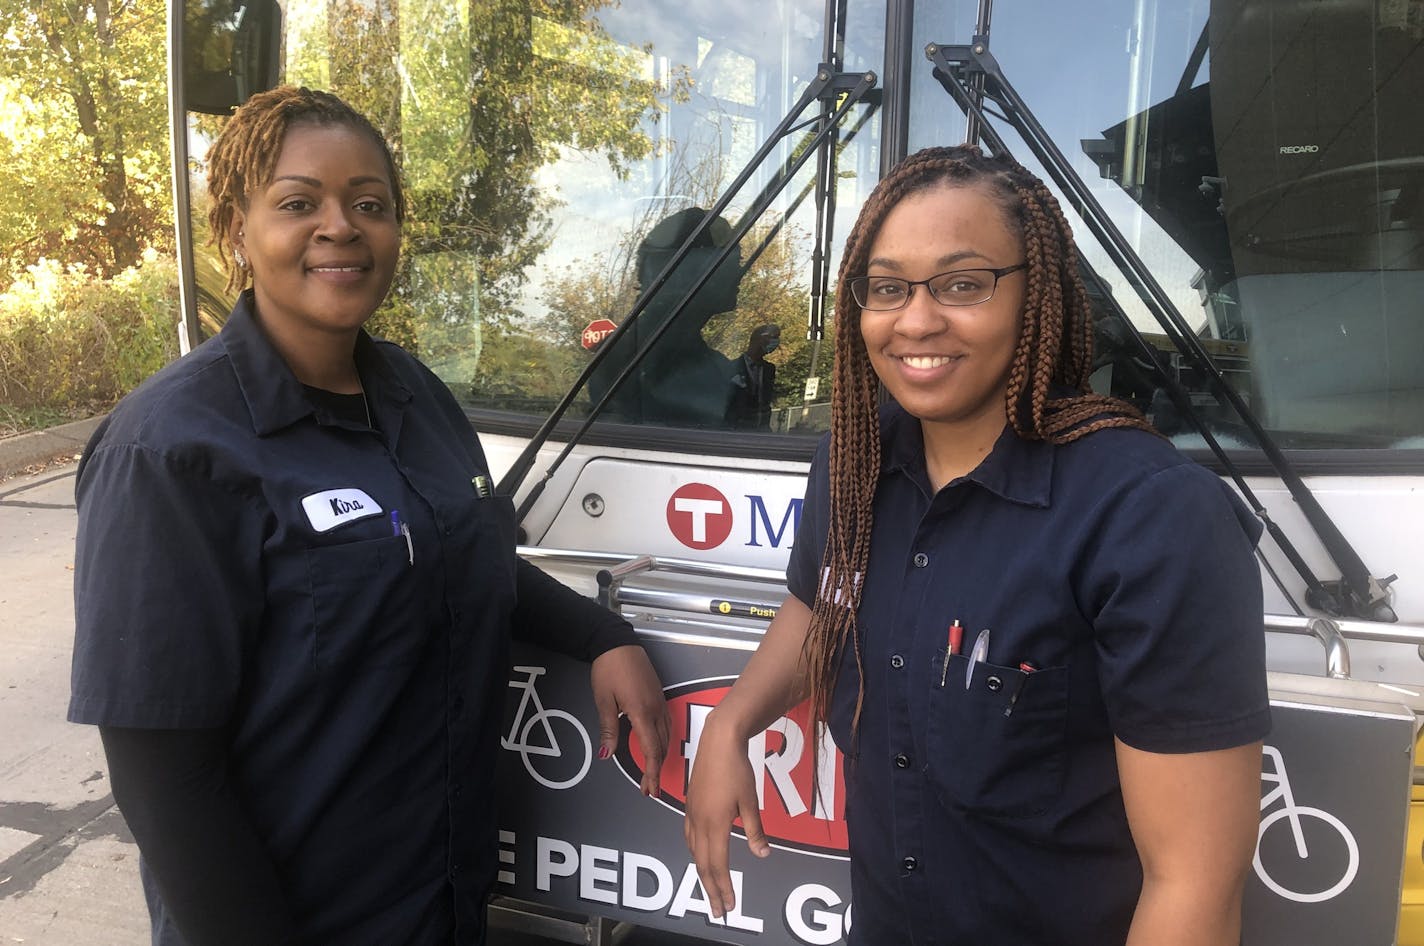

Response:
(926, 38), (1397, 622)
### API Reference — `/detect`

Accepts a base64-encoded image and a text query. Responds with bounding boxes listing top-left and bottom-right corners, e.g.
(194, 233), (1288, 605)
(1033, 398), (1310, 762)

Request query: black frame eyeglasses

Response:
(849, 263), (1028, 311)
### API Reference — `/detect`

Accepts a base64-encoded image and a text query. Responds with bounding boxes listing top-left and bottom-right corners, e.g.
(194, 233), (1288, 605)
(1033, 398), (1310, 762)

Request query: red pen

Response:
(940, 620), (963, 687)
(1003, 661), (1036, 717)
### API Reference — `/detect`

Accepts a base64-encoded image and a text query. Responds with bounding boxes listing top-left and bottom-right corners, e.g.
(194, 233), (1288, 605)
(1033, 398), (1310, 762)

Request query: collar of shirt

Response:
(878, 404), (1054, 509)
(219, 290), (413, 437)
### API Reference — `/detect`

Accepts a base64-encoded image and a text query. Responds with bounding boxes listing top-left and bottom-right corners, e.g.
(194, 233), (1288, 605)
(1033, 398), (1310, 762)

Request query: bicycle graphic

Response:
(501, 665), (593, 790)
(1253, 744), (1359, 903)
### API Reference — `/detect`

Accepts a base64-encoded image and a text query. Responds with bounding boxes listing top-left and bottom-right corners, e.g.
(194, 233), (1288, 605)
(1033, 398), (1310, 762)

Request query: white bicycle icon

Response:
(1253, 744), (1359, 903)
(500, 665), (592, 790)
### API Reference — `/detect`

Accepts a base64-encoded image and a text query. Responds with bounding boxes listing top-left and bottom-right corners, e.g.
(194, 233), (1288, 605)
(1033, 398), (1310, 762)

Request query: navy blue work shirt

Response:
(787, 405), (1271, 946)
(69, 292), (631, 945)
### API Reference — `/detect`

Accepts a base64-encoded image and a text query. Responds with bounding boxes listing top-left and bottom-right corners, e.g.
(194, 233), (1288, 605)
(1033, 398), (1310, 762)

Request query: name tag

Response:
(301, 488), (384, 533)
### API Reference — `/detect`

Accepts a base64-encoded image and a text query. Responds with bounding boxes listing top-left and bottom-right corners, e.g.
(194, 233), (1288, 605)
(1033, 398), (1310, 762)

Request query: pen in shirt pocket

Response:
(1003, 661), (1037, 717)
(939, 619), (963, 687)
(391, 509), (414, 565)
(964, 628), (990, 690)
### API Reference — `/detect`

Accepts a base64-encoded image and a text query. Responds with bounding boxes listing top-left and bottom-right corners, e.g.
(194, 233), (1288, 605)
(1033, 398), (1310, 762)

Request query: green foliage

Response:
(0, 0), (172, 288)
(467, 323), (587, 411)
(0, 252), (180, 417)
(0, 403), (75, 438)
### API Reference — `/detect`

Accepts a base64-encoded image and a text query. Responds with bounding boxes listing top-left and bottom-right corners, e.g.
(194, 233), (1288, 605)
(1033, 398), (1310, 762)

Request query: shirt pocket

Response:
(926, 655), (1070, 818)
(306, 533), (421, 671)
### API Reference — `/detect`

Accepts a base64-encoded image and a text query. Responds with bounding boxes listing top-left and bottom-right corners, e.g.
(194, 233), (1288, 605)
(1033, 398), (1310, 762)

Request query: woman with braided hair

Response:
(69, 86), (670, 945)
(685, 145), (1268, 945)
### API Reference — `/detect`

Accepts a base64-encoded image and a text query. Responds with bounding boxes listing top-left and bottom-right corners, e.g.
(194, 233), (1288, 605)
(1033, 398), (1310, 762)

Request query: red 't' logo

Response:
(666, 483), (733, 550)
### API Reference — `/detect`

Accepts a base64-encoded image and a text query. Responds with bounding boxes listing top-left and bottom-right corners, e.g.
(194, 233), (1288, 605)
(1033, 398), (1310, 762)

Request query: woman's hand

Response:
(589, 644), (670, 797)
(681, 594), (813, 917)
(684, 712), (770, 918)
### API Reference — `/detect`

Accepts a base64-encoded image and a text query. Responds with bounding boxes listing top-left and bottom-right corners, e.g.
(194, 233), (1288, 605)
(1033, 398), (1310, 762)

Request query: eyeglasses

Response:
(849, 263), (1028, 311)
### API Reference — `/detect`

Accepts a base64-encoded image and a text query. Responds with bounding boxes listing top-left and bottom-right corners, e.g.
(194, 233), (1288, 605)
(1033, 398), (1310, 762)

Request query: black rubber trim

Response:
(464, 408), (822, 463)
(1186, 448), (1424, 478)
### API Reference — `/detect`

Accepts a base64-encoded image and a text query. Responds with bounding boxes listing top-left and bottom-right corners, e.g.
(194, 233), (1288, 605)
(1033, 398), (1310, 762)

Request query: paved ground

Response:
(0, 463), (150, 944)
(0, 463), (709, 945)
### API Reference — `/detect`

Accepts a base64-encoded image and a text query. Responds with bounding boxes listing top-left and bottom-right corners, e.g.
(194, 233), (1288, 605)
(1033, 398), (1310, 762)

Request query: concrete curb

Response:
(0, 416), (104, 477)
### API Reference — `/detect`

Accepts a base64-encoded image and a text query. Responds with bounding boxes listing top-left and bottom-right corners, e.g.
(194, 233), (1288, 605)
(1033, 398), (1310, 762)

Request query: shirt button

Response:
(444, 525), (454, 537)
(890, 654), (904, 669)
(894, 753), (910, 769)
(912, 552), (929, 568)
(987, 675), (1003, 691)
(902, 856), (918, 872)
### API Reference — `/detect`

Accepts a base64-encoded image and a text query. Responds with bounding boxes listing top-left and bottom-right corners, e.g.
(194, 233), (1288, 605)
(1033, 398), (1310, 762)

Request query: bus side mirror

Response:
(181, 0), (282, 115)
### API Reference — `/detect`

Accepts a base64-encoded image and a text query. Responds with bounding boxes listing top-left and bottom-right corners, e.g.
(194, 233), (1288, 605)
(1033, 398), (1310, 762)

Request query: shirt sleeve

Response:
(70, 442), (265, 729)
(512, 558), (639, 661)
(1078, 462), (1271, 753)
(786, 436), (831, 608)
(100, 726), (300, 945)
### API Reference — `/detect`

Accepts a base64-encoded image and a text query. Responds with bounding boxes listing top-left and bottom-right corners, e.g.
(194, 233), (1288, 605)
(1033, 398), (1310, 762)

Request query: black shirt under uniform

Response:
(70, 291), (635, 945)
(787, 405), (1271, 946)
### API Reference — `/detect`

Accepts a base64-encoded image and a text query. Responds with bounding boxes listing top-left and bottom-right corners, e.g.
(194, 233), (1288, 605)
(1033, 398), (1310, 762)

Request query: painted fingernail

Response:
(598, 745), (612, 760)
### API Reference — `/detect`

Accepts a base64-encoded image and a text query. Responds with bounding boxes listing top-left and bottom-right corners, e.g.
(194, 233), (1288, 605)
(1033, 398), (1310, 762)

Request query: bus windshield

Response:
(174, 0), (1424, 455)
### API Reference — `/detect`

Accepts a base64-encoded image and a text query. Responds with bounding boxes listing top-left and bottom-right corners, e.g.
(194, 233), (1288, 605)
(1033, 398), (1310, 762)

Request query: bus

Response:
(168, 1), (1424, 942)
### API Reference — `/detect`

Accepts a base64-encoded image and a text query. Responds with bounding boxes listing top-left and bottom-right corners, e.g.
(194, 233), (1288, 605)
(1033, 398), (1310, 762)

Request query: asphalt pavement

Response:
(0, 463), (708, 945)
(0, 463), (149, 944)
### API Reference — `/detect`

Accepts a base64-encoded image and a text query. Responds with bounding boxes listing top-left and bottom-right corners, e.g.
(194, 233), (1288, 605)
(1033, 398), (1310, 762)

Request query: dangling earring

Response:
(234, 232), (247, 270)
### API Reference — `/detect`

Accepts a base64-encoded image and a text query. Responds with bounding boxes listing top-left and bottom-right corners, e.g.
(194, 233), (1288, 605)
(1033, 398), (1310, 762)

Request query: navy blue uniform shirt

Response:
(787, 405), (1271, 946)
(70, 293), (633, 945)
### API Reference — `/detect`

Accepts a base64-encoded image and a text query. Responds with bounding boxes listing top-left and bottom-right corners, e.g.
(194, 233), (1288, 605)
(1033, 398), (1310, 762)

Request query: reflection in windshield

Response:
(588, 207), (745, 426)
(914, 0), (1424, 450)
(514, 0), (874, 433)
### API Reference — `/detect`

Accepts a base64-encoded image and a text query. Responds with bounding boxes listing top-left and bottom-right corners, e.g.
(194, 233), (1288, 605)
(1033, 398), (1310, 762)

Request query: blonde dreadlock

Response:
(803, 145), (1157, 746)
(205, 86), (405, 293)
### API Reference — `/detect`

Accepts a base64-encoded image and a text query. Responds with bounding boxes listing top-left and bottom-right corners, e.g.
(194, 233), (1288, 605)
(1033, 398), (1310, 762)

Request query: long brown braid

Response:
(206, 86), (405, 292)
(803, 145), (1156, 747)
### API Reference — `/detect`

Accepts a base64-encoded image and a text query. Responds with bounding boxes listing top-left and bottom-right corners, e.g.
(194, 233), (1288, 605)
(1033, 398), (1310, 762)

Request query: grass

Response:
(0, 403), (88, 439)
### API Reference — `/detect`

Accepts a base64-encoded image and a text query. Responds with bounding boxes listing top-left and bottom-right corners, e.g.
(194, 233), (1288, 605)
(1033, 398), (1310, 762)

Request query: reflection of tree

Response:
(284, 0), (686, 357)
(524, 128), (845, 421)
(541, 213), (818, 418)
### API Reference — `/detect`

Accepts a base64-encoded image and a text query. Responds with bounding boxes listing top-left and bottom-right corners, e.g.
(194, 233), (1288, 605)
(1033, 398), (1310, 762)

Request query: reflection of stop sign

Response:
(581, 319), (617, 350)
(667, 483), (733, 550)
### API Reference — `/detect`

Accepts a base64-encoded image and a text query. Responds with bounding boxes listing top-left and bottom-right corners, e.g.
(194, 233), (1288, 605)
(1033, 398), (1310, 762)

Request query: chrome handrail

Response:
(518, 546), (786, 584)
(1266, 616), (1351, 679)
(519, 547), (1424, 681)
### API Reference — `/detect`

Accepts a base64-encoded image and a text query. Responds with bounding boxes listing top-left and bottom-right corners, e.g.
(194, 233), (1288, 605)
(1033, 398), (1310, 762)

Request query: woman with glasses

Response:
(684, 146), (1268, 945)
